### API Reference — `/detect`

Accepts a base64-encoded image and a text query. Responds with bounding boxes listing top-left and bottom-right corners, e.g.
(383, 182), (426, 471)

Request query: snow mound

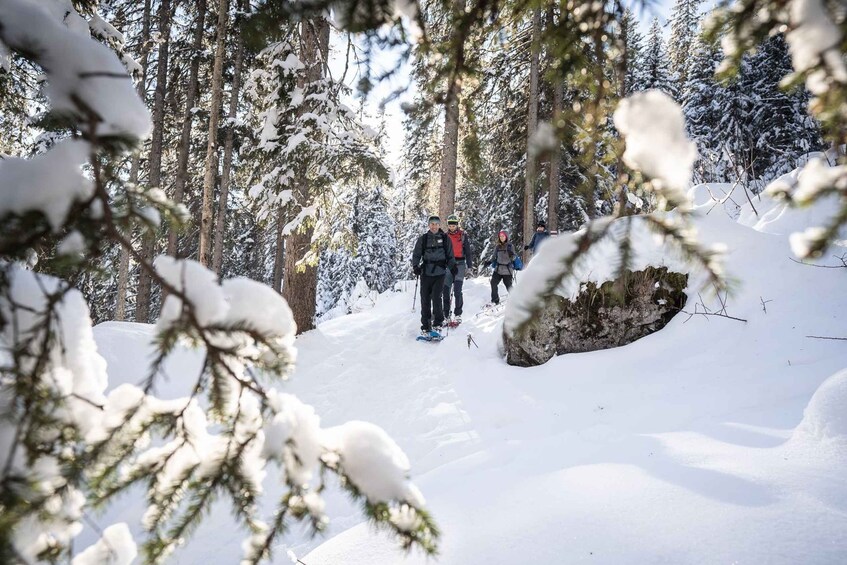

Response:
(794, 370), (847, 441)
(737, 170), (844, 239)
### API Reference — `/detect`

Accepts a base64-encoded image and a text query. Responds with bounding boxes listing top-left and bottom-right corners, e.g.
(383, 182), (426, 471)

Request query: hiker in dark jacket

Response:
(524, 220), (550, 255)
(442, 214), (473, 324)
(412, 215), (457, 336)
(489, 230), (515, 305)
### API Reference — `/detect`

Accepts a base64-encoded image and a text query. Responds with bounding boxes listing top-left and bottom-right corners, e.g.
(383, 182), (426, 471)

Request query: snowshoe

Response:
(473, 302), (506, 321)
(446, 316), (461, 328)
(416, 329), (445, 342)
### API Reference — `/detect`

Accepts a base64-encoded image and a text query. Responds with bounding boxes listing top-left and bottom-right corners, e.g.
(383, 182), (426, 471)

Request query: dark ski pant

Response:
(490, 272), (513, 304)
(442, 263), (466, 317)
(420, 274), (446, 331)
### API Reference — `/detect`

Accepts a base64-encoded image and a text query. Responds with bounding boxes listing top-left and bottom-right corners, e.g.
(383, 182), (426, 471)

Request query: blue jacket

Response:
(525, 230), (550, 253)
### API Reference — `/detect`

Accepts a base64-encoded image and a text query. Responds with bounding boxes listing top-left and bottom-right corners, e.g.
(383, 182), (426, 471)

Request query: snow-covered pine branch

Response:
(0, 2), (437, 563)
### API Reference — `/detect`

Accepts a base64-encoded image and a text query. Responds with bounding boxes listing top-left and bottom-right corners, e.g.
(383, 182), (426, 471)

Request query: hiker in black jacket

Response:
(412, 216), (457, 337)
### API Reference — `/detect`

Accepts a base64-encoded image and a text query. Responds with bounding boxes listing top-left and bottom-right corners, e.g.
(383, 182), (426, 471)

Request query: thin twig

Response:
(760, 296), (773, 314)
(789, 256), (847, 268)
(806, 335), (847, 341)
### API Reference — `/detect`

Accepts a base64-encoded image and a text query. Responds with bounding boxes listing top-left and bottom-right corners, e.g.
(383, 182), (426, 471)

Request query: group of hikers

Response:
(411, 214), (551, 339)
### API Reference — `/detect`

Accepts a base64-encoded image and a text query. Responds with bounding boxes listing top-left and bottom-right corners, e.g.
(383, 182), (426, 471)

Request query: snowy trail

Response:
(88, 208), (847, 564)
(300, 214), (847, 564)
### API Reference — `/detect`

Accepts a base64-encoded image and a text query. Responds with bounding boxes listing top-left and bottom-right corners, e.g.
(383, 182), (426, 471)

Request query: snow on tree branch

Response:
(0, 139), (92, 231)
(0, 0), (150, 138)
(613, 90), (698, 209)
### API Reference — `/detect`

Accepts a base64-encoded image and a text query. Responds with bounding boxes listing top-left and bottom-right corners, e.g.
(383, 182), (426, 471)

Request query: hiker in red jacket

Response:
(442, 214), (474, 325)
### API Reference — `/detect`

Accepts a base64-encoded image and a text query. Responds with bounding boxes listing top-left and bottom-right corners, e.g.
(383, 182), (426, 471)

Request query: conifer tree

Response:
(740, 34), (823, 182)
(619, 9), (644, 96)
(668, 0), (703, 89)
(641, 18), (676, 98)
(683, 34), (724, 183)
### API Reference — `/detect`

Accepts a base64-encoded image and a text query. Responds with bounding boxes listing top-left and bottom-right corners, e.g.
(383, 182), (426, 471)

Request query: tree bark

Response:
(212, 5), (246, 275)
(167, 0), (207, 258)
(116, 0), (152, 321)
(437, 0), (466, 221)
(136, 0), (172, 323)
(523, 8), (541, 262)
(547, 83), (563, 233)
(199, 0), (229, 267)
(272, 208), (285, 293)
(282, 17), (329, 334)
(546, 8), (562, 234)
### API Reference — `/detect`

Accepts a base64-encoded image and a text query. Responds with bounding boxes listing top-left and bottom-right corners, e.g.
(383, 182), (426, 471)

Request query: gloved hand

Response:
(413, 265), (421, 276)
(450, 265), (458, 277)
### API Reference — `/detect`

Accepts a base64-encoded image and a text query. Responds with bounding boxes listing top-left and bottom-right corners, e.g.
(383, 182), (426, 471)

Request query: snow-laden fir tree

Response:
(0, 2), (438, 563)
(244, 24), (387, 330)
(739, 34), (823, 183)
(316, 183), (398, 321)
(619, 9), (644, 97)
(641, 18), (677, 99)
(684, 33), (725, 183)
(667, 0), (703, 89)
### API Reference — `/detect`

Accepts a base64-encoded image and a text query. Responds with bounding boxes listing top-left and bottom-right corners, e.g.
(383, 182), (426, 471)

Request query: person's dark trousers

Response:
(442, 264), (466, 317)
(420, 274), (446, 330)
(490, 272), (513, 304)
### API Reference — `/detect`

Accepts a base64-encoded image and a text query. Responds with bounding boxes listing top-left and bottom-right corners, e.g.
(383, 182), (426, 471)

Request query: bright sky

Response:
(331, 0), (674, 171)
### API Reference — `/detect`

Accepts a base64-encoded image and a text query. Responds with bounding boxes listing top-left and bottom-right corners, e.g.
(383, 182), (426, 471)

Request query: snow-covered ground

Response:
(88, 193), (847, 564)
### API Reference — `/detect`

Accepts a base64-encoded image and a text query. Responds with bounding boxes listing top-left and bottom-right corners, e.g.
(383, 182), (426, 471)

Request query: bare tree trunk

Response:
(167, 0), (207, 258)
(272, 208), (285, 293)
(199, 0), (229, 267)
(212, 5), (245, 275)
(136, 0), (172, 323)
(437, 0), (466, 221)
(282, 17), (329, 334)
(546, 8), (562, 234)
(116, 0), (152, 321)
(523, 8), (541, 262)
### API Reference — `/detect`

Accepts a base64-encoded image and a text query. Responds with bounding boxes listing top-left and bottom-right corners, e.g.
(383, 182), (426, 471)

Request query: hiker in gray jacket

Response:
(489, 230), (515, 305)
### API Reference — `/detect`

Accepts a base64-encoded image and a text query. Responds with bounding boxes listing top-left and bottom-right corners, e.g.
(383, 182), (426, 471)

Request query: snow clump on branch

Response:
(323, 420), (426, 508)
(71, 522), (137, 565)
(786, 0), (847, 94)
(0, 139), (93, 231)
(613, 90), (698, 208)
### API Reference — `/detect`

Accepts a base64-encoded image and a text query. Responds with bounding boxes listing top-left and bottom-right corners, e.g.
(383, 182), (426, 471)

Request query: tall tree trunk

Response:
(546, 81), (563, 233)
(282, 17), (329, 334)
(437, 0), (466, 221)
(546, 8), (562, 234)
(167, 0), (207, 258)
(212, 4), (246, 275)
(523, 8), (541, 262)
(199, 0), (229, 267)
(117, 0), (152, 321)
(272, 208), (285, 293)
(136, 0), (172, 323)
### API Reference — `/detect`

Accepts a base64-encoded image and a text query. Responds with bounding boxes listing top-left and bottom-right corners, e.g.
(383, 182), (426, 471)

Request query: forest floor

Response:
(89, 190), (847, 564)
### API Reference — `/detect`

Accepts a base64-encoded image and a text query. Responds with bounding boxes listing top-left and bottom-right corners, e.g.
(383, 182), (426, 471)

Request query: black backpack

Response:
(423, 232), (447, 267)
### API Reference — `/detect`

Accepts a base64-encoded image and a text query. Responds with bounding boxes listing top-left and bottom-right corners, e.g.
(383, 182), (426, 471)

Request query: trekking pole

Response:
(411, 274), (419, 312)
(449, 286), (454, 323)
